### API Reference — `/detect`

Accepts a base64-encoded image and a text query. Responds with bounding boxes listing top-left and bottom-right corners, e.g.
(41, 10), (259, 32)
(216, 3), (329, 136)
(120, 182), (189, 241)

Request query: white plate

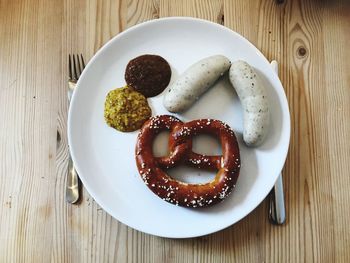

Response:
(68, 17), (290, 238)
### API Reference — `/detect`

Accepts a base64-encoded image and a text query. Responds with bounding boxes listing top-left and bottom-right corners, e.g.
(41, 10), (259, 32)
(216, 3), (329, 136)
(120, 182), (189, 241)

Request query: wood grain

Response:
(0, 0), (349, 262)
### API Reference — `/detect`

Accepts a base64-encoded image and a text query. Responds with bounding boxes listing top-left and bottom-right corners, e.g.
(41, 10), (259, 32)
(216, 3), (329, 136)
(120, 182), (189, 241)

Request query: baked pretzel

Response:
(135, 115), (241, 208)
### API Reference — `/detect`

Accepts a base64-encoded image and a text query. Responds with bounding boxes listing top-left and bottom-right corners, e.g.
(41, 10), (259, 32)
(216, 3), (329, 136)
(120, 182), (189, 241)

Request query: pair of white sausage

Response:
(163, 56), (270, 147)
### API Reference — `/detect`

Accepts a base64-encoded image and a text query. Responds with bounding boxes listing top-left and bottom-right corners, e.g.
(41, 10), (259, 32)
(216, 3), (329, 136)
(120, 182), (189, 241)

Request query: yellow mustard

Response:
(104, 86), (151, 132)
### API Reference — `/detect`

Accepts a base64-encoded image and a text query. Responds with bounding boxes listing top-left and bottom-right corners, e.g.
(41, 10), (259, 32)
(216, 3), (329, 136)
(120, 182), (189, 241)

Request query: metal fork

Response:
(67, 54), (85, 204)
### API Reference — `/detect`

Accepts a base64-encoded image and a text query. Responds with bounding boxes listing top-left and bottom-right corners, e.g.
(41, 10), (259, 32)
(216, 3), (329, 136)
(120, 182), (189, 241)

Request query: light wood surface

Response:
(1, 0), (349, 262)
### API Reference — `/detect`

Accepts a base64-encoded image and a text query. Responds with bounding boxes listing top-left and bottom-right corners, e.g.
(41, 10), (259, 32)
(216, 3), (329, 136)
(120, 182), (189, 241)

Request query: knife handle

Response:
(268, 60), (286, 225)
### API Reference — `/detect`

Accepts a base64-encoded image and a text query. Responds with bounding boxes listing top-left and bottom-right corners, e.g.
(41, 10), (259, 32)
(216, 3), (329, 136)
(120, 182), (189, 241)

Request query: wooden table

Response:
(1, 0), (349, 262)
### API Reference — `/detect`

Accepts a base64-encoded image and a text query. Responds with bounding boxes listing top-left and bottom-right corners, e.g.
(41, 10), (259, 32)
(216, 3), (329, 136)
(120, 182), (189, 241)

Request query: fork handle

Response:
(68, 82), (75, 103)
(66, 157), (80, 204)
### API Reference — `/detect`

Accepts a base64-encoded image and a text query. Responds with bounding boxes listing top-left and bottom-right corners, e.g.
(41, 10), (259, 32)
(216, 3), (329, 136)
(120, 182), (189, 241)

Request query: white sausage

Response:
(164, 55), (231, 112)
(229, 60), (270, 147)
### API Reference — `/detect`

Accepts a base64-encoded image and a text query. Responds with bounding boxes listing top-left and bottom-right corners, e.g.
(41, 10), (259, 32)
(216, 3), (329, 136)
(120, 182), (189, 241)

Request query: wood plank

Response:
(225, 0), (350, 262)
(0, 0), (63, 262)
(322, 1), (350, 261)
(56, 1), (159, 262)
(158, 1), (268, 263)
(159, 0), (223, 23)
(57, 1), (129, 262)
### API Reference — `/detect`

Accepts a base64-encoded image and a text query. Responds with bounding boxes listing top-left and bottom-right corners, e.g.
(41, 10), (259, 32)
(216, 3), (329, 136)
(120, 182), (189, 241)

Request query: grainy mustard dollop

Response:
(104, 86), (151, 132)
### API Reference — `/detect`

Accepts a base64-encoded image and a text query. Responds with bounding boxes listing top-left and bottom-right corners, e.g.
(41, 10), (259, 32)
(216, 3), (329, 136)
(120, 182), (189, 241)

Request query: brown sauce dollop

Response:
(125, 54), (171, 98)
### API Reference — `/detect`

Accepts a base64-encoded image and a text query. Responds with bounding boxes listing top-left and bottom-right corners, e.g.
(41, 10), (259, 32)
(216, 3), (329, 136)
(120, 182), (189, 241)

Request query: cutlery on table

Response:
(268, 60), (286, 225)
(67, 54), (85, 204)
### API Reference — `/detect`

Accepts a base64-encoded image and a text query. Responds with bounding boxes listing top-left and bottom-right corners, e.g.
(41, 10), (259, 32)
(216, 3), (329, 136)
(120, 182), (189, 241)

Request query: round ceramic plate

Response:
(68, 17), (290, 238)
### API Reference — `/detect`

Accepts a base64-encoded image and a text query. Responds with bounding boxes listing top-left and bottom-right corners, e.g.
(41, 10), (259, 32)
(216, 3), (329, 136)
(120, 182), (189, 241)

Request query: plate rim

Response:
(68, 16), (291, 238)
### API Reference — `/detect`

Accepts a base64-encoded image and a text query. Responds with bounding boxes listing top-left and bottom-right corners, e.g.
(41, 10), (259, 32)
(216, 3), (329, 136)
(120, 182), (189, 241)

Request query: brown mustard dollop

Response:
(104, 86), (151, 132)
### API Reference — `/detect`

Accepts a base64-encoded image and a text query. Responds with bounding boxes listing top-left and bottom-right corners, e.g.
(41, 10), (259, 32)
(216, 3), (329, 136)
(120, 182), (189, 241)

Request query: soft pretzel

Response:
(135, 115), (240, 208)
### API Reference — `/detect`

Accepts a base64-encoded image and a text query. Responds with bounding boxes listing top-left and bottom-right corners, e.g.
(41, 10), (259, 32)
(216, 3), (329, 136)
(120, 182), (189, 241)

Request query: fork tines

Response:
(68, 54), (86, 81)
